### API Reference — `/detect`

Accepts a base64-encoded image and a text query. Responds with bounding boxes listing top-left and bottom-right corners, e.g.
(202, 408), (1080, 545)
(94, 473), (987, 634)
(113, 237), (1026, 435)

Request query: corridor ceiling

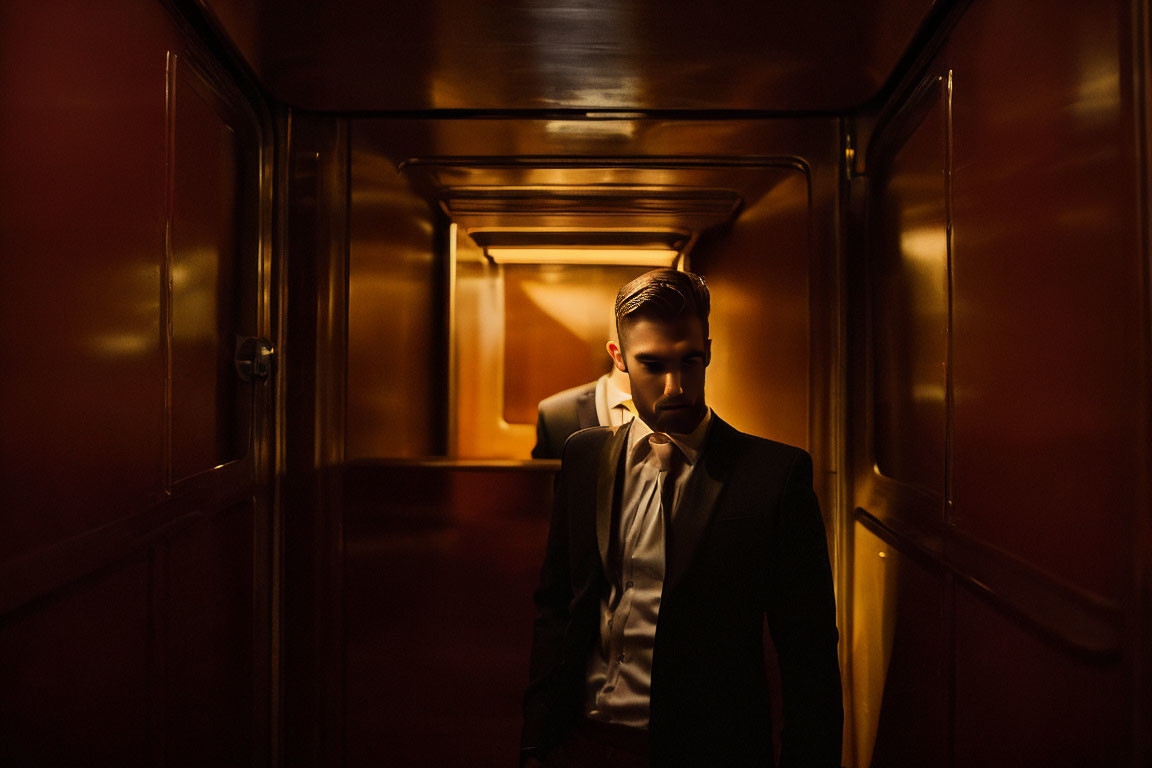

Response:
(201, 0), (941, 259)
(206, 0), (937, 113)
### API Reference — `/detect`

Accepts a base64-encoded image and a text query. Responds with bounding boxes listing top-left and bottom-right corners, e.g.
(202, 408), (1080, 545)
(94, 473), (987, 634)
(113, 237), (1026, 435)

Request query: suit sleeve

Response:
(521, 447), (573, 755)
(765, 450), (844, 768)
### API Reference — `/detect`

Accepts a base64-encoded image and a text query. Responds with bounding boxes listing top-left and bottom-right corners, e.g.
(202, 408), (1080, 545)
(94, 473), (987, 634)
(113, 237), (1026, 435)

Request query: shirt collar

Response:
(604, 374), (631, 411)
(627, 408), (712, 468)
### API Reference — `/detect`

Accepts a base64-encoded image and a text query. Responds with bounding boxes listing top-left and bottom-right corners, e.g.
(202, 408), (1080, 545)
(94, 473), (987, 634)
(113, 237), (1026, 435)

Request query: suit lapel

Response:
(576, 388), (598, 429)
(595, 421), (631, 576)
(665, 415), (742, 591)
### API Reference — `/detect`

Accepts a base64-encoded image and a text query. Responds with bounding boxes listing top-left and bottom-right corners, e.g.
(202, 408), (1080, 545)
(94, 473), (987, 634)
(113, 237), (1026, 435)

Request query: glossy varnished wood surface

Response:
(850, 0), (1148, 764)
(341, 464), (554, 766)
(205, 0), (935, 112)
(0, 2), (276, 764)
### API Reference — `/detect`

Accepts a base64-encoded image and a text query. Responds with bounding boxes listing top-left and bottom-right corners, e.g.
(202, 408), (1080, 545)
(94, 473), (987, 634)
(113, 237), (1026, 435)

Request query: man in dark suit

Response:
(522, 269), (842, 767)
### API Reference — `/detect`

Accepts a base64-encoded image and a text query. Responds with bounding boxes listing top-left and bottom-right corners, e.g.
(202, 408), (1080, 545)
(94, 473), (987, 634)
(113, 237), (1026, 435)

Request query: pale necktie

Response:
(616, 433), (680, 590)
(647, 432), (681, 522)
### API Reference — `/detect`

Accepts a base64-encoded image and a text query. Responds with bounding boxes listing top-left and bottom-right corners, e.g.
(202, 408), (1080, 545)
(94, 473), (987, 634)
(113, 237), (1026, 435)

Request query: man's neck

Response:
(608, 367), (630, 395)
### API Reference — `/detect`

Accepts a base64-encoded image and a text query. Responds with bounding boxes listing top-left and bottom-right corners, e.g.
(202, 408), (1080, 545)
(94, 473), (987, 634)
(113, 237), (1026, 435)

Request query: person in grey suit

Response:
(522, 269), (842, 767)
(532, 361), (634, 460)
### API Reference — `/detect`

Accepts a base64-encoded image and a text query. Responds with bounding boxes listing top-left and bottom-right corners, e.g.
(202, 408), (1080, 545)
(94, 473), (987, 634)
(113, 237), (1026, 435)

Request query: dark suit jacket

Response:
(531, 380), (600, 459)
(522, 415), (842, 767)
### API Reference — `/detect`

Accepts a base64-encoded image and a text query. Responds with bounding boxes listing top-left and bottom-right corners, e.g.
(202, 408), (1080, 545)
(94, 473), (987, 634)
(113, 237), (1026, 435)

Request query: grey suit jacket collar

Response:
(594, 413), (741, 592)
(575, 387), (598, 429)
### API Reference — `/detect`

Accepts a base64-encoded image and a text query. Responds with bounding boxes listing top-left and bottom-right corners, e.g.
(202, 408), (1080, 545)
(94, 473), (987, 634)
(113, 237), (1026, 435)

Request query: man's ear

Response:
(606, 340), (627, 372)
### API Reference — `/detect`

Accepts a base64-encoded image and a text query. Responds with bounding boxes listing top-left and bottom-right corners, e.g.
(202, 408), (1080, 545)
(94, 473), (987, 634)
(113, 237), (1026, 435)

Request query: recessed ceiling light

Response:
(584, 112), (648, 119)
(486, 248), (678, 267)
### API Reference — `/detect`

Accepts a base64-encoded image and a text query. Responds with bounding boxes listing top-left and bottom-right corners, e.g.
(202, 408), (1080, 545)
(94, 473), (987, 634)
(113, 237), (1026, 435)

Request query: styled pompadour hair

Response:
(614, 268), (710, 341)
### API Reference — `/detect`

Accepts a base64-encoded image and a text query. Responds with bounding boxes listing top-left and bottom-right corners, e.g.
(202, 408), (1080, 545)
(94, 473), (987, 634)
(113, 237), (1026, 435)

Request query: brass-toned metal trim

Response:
(943, 69), (956, 527)
(854, 0), (973, 118)
(446, 222), (459, 457)
(162, 51), (177, 495)
(441, 189), (744, 217)
(865, 73), (944, 181)
(344, 458), (561, 472)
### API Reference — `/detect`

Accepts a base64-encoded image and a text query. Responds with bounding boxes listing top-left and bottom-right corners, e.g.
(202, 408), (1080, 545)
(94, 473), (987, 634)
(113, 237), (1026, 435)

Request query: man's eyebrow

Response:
(633, 351), (706, 363)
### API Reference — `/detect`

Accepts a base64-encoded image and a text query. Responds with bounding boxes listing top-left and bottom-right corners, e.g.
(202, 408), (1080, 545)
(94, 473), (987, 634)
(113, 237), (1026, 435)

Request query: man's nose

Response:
(663, 370), (683, 397)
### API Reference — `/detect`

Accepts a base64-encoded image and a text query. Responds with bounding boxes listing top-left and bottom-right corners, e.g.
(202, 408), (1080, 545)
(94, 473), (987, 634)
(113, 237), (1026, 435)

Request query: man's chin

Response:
(654, 407), (701, 435)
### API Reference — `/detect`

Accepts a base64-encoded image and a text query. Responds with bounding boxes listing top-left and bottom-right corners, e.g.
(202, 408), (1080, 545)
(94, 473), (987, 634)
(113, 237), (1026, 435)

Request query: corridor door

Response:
(0, 4), (276, 765)
(161, 51), (276, 767)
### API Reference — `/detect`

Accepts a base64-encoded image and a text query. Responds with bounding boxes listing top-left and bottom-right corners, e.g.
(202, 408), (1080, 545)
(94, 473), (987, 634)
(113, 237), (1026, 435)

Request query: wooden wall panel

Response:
(946, 0), (1139, 603)
(0, 2), (274, 765)
(169, 65), (252, 482)
(953, 588), (1127, 766)
(851, 0), (1146, 764)
(850, 521), (949, 768)
(165, 503), (257, 766)
(870, 78), (948, 498)
(346, 133), (442, 460)
(0, 559), (152, 766)
(0, 0), (175, 562)
(695, 169), (814, 451)
(452, 234), (537, 457)
(341, 464), (554, 767)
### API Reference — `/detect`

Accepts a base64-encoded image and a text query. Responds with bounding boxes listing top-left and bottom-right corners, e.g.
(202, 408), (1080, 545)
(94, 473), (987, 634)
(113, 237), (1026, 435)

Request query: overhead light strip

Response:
(486, 248), (678, 267)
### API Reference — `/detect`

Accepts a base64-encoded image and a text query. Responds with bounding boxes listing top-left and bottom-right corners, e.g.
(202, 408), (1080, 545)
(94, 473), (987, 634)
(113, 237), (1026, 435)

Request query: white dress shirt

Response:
(584, 409), (713, 727)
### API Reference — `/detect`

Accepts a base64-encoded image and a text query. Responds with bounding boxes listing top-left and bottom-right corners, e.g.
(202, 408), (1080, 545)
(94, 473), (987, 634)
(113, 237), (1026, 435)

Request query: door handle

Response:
(234, 336), (275, 383)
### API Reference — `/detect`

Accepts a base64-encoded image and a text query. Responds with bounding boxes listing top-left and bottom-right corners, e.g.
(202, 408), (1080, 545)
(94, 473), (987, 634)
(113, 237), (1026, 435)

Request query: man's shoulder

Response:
(711, 417), (811, 473)
(537, 380), (597, 414)
(561, 423), (618, 455)
(552, 424), (620, 485)
(742, 433), (810, 461)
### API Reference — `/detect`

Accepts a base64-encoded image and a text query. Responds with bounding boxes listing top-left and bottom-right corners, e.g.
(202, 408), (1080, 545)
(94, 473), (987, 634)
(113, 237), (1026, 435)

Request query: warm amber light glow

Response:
(486, 248), (678, 267)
